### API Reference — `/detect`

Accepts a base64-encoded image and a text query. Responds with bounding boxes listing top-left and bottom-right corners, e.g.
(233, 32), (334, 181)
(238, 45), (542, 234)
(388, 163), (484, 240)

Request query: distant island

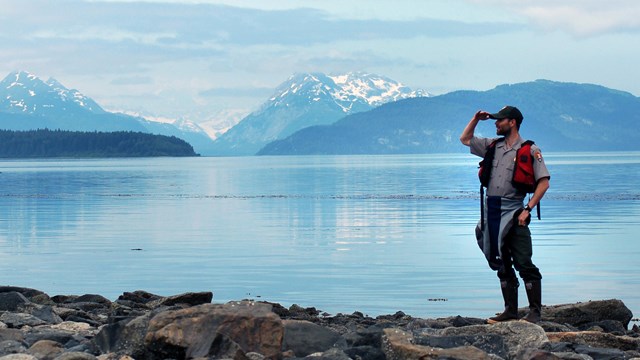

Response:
(0, 129), (199, 158)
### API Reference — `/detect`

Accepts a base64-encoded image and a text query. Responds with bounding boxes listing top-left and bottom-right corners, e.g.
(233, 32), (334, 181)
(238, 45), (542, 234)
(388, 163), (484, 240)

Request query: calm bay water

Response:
(1, 152), (639, 319)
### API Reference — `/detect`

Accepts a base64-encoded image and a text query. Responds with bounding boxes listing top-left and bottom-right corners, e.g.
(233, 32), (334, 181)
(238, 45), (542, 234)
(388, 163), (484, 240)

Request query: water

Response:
(1, 153), (639, 320)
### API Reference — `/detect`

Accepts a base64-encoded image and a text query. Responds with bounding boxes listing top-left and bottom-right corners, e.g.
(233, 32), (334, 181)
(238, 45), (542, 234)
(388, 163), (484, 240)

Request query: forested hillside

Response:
(0, 129), (198, 158)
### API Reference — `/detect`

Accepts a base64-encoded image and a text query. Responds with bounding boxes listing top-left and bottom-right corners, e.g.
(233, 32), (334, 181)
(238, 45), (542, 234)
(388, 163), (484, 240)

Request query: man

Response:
(460, 106), (550, 324)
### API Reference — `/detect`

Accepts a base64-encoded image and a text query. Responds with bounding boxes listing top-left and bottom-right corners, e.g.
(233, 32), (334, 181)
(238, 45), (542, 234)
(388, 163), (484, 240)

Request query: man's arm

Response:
(517, 177), (550, 226)
(460, 110), (491, 146)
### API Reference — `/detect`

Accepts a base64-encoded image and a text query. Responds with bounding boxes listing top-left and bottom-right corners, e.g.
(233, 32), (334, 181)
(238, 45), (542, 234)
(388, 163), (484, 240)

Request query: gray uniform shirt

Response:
(470, 136), (550, 199)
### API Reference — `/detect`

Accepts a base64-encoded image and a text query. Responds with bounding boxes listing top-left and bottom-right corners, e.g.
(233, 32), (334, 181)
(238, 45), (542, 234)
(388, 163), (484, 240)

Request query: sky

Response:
(1, 0), (639, 126)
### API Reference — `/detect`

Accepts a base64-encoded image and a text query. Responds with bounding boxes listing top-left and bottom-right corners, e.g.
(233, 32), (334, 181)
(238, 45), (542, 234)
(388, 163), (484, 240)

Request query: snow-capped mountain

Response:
(209, 72), (429, 156)
(269, 72), (429, 112)
(258, 79), (640, 155)
(1, 71), (105, 115)
(0, 71), (215, 154)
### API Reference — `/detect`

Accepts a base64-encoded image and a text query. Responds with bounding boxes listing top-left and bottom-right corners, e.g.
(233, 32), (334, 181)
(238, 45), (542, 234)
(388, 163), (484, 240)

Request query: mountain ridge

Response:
(258, 79), (640, 155)
(208, 71), (429, 156)
(0, 71), (216, 154)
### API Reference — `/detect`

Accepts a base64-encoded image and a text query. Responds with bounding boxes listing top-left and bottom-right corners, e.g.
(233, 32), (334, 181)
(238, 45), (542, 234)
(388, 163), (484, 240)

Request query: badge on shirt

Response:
(535, 151), (543, 162)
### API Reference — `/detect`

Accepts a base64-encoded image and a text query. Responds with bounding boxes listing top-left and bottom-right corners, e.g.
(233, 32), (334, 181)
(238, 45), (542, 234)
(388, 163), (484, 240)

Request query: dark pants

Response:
(497, 223), (542, 282)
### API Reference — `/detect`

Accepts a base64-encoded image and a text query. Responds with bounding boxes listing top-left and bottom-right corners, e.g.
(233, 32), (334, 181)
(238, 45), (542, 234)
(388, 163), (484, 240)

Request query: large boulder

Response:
(542, 299), (633, 329)
(437, 321), (549, 359)
(146, 291), (213, 309)
(26, 340), (64, 360)
(547, 331), (640, 351)
(281, 320), (345, 357)
(382, 328), (493, 360)
(0, 293), (30, 312)
(144, 301), (283, 359)
(92, 312), (153, 358)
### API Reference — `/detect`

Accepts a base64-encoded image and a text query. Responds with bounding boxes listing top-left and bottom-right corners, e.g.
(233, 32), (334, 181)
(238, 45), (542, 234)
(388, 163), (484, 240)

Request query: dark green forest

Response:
(0, 129), (199, 158)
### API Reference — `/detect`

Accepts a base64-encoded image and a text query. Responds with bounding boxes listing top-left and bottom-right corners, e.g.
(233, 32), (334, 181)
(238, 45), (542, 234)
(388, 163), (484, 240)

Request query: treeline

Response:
(0, 129), (199, 158)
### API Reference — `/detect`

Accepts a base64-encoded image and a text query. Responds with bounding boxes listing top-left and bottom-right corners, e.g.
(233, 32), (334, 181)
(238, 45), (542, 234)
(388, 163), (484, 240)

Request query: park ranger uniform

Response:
(469, 134), (550, 323)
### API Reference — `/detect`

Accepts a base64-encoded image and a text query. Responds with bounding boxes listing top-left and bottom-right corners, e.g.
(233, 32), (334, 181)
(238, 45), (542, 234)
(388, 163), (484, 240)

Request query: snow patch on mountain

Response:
(1, 71), (105, 114)
(266, 72), (429, 114)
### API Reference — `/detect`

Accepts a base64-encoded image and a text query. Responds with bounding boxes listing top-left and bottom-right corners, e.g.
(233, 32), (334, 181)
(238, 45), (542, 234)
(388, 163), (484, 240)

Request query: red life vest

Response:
(478, 138), (536, 193)
(477, 138), (540, 225)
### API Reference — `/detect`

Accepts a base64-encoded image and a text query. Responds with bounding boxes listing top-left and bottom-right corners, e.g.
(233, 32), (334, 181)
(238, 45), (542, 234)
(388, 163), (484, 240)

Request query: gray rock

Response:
(0, 340), (27, 356)
(0, 329), (23, 343)
(0, 293), (30, 312)
(72, 295), (110, 305)
(52, 352), (98, 360)
(144, 301), (283, 360)
(282, 320), (345, 357)
(116, 290), (161, 305)
(146, 291), (213, 308)
(27, 340), (64, 360)
(0, 354), (39, 360)
(546, 331), (640, 352)
(343, 345), (385, 360)
(550, 353), (593, 360)
(18, 304), (63, 325)
(23, 329), (77, 348)
(574, 344), (626, 359)
(92, 312), (152, 358)
(440, 321), (549, 359)
(309, 347), (352, 360)
(414, 333), (508, 359)
(0, 313), (46, 328)
(0, 288), (46, 300)
(382, 328), (494, 360)
(544, 300), (634, 329)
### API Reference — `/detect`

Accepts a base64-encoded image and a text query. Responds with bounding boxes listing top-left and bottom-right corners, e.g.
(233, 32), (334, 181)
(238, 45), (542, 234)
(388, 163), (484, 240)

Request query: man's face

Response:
(495, 118), (513, 136)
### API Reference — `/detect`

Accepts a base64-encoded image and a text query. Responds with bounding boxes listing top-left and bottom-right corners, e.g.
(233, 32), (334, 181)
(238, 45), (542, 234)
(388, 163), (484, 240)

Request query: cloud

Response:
(110, 76), (154, 85)
(3, 1), (517, 46)
(0, 0), (518, 80)
(199, 87), (273, 97)
(470, 0), (640, 36)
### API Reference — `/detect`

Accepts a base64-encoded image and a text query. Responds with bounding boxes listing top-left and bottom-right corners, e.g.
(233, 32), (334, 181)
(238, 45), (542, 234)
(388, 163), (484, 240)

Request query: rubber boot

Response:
(522, 280), (542, 323)
(487, 279), (519, 324)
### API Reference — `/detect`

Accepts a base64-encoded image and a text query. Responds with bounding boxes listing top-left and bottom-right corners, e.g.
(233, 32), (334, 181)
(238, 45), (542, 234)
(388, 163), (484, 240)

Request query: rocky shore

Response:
(1, 286), (639, 360)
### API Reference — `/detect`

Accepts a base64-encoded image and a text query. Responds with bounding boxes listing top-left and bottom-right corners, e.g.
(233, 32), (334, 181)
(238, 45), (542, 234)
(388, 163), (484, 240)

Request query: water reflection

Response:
(0, 154), (639, 319)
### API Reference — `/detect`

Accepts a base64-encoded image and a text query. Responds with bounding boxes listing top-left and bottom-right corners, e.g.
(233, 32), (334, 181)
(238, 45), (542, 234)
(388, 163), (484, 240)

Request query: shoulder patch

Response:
(535, 151), (543, 162)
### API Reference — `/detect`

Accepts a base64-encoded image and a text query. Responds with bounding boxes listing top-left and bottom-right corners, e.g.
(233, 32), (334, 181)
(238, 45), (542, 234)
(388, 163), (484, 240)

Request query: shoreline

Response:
(2, 286), (640, 359)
